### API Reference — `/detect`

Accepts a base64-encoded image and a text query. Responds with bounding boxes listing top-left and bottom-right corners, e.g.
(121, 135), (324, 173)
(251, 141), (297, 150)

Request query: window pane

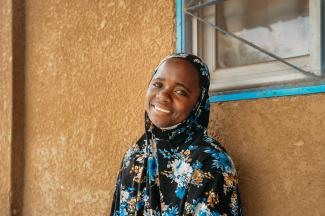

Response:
(216, 0), (309, 69)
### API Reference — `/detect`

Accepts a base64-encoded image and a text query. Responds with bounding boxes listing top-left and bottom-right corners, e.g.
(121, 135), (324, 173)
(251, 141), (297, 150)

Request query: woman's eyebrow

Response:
(152, 78), (191, 93)
(153, 77), (164, 81)
(175, 82), (191, 93)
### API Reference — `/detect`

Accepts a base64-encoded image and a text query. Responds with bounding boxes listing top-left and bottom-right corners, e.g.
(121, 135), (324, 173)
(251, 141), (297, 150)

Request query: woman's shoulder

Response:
(120, 134), (146, 169)
(193, 134), (226, 153)
(190, 134), (237, 175)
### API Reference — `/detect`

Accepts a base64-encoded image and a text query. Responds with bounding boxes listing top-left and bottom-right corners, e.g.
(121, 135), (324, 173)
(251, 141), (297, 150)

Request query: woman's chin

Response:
(152, 121), (172, 129)
(152, 120), (183, 130)
(150, 118), (175, 129)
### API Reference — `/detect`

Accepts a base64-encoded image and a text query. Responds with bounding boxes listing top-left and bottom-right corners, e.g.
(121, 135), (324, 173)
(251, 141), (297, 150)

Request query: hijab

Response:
(111, 53), (242, 216)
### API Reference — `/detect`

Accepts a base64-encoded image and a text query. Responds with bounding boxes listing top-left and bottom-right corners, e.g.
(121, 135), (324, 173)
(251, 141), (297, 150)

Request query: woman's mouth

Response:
(152, 105), (172, 114)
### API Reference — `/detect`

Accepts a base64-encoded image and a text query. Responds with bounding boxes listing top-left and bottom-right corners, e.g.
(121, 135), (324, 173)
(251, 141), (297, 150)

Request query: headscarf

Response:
(111, 53), (242, 216)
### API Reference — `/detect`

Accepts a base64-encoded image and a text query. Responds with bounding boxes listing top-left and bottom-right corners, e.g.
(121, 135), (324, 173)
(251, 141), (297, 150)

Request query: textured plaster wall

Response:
(0, 0), (12, 215)
(210, 94), (325, 216)
(1, 0), (325, 215)
(20, 0), (175, 215)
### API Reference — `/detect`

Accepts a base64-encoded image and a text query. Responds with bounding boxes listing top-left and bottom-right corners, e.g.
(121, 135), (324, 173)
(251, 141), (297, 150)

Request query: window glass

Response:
(182, 0), (323, 95)
(214, 0), (309, 68)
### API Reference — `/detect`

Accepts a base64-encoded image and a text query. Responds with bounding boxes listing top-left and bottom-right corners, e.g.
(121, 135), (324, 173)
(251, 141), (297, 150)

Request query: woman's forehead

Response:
(156, 58), (198, 76)
(154, 58), (200, 86)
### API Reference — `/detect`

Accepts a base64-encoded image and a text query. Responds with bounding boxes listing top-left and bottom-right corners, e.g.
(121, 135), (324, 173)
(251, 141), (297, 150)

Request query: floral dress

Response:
(110, 53), (243, 216)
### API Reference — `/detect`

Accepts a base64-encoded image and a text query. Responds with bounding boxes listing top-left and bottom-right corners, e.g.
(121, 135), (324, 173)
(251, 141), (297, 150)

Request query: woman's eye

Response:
(175, 89), (188, 96)
(152, 82), (162, 88)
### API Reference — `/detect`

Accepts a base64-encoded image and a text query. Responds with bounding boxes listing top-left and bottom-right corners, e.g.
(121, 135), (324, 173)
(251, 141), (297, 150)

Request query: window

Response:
(177, 0), (325, 101)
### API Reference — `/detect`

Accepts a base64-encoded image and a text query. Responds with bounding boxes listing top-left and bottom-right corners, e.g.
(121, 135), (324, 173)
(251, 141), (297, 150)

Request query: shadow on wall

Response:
(11, 0), (26, 215)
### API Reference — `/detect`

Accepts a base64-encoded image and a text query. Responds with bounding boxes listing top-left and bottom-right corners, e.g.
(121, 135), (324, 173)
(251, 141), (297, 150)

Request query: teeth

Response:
(154, 106), (171, 114)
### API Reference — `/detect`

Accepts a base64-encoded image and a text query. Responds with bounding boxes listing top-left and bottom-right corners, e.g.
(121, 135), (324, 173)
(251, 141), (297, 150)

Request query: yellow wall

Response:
(1, 0), (175, 215)
(1, 0), (324, 216)
(0, 0), (13, 215)
(210, 95), (325, 216)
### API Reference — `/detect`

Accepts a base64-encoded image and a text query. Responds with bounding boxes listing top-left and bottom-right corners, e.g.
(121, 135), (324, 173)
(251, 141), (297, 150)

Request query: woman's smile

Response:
(145, 58), (201, 128)
(151, 104), (172, 114)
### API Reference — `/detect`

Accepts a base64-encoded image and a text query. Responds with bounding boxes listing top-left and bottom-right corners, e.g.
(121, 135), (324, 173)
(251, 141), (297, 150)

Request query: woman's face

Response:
(145, 58), (201, 128)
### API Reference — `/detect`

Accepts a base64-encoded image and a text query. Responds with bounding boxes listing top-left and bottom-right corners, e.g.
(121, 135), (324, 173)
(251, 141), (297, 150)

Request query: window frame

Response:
(176, 0), (325, 102)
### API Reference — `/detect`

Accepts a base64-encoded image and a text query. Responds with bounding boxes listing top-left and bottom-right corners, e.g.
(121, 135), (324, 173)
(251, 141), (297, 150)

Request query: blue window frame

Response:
(176, 0), (325, 102)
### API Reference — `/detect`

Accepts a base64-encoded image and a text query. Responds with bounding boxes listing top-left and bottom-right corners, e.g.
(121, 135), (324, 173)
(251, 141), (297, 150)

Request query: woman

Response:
(111, 53), (242, 215)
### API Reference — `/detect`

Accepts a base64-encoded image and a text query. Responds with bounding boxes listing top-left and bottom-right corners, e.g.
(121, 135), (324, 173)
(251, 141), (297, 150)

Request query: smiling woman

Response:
(110, 53), (243, 215)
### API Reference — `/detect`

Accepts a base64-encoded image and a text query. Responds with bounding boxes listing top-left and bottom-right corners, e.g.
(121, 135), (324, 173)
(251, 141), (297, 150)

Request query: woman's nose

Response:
(157, 89), (172, 103)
